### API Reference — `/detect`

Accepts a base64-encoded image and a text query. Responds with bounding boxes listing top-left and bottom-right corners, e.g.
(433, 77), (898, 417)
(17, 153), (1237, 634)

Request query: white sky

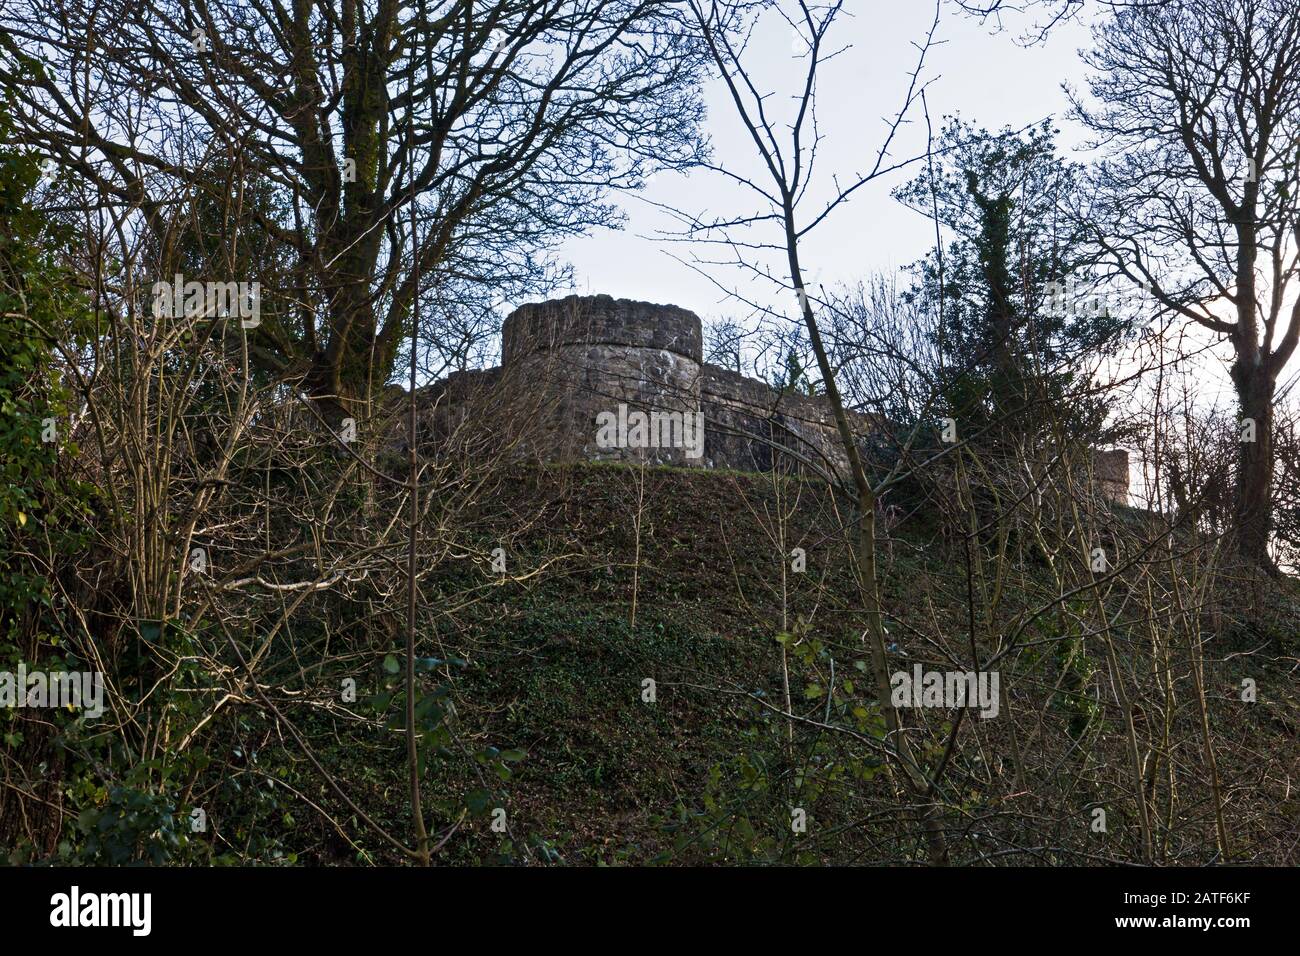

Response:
(543, 1), (1296, 422)
(555, 2), (1099, 325)
(541, 0), (1298, 530)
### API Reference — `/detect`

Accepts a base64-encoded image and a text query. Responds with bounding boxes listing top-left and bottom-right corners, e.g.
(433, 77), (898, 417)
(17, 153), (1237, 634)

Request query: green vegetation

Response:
(9, 462), (1278, 866)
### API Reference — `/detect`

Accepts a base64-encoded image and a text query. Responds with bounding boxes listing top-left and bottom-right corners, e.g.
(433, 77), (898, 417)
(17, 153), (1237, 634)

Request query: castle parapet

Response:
(501, 295), (704, 465)
(417, 294), (1131, 505)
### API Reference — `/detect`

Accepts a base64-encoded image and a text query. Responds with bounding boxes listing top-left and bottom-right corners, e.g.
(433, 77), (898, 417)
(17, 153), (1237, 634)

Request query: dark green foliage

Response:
(0, 97), (105, 861)
(1046, 605), (1100, 742)
(895, 118), (1128, 445)
(0, 101), (94, 630)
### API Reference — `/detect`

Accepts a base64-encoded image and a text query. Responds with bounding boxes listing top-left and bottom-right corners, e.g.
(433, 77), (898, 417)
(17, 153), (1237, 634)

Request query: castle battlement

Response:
(424, 294), (1129, 503)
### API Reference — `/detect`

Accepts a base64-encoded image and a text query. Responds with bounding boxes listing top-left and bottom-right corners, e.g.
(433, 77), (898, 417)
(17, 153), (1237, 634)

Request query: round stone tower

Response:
(501, 294), (704, 465)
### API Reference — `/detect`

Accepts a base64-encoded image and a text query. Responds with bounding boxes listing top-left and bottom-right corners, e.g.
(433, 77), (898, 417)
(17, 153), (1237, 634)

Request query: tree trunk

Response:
(1231, 362), (1275, 568)
(305, 289), (393, 430)
(785, 226), (950, 865)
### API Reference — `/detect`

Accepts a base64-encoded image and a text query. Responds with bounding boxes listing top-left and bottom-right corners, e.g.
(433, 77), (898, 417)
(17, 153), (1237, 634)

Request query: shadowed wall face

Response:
(502, 295), (704, 465)
(1094, 449), (1130, 505)
(446, 294), (1131, 504)
(497, 294), (867, 476)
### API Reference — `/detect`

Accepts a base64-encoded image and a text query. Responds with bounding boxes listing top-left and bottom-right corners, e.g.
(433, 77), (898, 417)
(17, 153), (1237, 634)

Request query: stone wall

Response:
(700, 363), (863, 480)
(1094, 449), (1130, 505)
(500, 295), (704, 466)
(424, 293), (1130, 504)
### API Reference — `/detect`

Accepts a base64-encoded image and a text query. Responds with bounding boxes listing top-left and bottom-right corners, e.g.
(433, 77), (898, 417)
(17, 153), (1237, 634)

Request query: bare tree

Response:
(703, 315), (751, 373)
(0, 0), (705, 425)
(1069, 0), (1300, 568)
(680, 0), (955, 864)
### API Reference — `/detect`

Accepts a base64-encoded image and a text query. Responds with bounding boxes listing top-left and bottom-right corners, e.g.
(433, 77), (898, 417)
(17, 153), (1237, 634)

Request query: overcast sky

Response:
(554, 2), (1098, 325)
(546, 1), (1300, 416)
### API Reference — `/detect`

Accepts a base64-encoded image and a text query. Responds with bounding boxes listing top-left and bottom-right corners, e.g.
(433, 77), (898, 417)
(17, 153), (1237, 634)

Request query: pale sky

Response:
(537, 1), (1297, 426)
(554, 2), (1099, 325)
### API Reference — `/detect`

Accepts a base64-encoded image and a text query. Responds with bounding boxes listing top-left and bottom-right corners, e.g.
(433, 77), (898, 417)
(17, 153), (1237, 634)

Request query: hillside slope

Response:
(243, 461), (1298, 866)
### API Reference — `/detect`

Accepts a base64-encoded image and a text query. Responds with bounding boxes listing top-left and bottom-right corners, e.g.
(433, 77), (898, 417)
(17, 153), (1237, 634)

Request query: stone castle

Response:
(426, 294), (1130, 503)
